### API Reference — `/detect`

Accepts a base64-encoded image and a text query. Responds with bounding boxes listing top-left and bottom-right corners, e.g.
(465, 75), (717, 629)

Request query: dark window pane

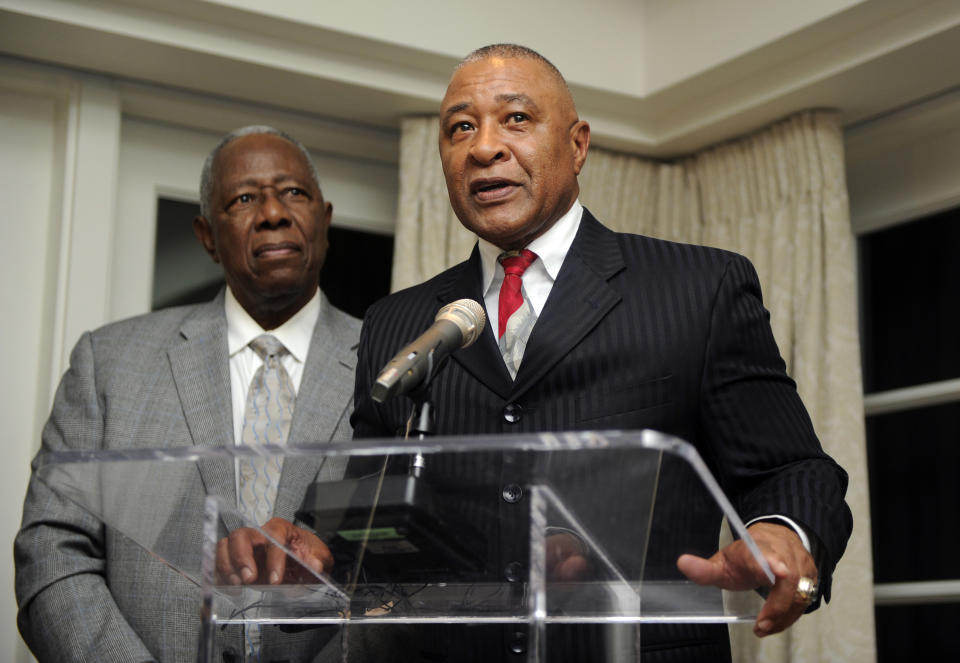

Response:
(876, 604), (960, 662)
(153, 198), (224, 309)
(153, 197), (393, 318)
(320, 226), (394, 319)
(867, 402), (960, 582)
(859, 207), (960, 392)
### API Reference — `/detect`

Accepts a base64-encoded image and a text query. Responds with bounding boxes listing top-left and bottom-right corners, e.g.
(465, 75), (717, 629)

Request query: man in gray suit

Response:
(15, 126), (361, 662)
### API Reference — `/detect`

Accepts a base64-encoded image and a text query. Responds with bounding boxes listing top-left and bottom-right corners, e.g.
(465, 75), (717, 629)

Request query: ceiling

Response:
(2, 0), (960, 159)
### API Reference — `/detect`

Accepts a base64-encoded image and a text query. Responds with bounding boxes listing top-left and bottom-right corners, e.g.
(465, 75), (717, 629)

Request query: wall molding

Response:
(5, 0), (960, 157)
(846, 85), (960, 235)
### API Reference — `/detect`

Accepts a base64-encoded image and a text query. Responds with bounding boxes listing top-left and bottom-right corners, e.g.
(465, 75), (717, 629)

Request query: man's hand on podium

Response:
(216, 517), (334, 585)
(676, 521), (818, 637)
(546, 531), (591, 581)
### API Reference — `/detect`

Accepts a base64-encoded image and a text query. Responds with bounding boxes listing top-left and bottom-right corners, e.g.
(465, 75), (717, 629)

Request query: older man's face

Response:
(194, 133), (330, 328)
(439, 57), (590, 250)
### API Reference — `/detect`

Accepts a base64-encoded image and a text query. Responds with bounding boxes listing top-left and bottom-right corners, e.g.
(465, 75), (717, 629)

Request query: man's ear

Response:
(193, 216), (220, 263)
(570, 120), (591, 175)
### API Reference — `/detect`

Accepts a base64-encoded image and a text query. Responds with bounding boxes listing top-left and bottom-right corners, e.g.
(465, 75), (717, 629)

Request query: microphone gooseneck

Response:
(371, 299), (486, 404)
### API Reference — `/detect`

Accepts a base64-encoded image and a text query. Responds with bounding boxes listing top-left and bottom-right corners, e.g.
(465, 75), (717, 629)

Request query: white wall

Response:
(0, 82), (62, 663)
(846, 86), (960, 235)
(5, 0), (960, 158)
(207, 0), (648, 93)
(0, 57), (125, 663)
(640, 0), (864, 92)
(206, 0), (865, 97)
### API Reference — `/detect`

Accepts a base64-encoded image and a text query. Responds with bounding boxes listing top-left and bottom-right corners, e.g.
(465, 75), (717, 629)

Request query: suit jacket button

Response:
(504, 561), (524, 582)
(501, 483), (523, 503)
(503, 403), (523, 423)
(509, 630), (527, 654)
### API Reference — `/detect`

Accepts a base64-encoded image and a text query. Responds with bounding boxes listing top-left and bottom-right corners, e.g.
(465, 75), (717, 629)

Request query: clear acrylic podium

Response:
(35, 430), (771, 662)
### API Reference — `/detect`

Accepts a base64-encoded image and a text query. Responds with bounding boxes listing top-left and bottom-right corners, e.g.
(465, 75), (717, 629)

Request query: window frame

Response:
(847, 87), (960, 610)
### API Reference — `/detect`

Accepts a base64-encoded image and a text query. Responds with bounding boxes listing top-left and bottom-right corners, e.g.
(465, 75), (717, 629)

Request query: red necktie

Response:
(498, 249), (538, 338)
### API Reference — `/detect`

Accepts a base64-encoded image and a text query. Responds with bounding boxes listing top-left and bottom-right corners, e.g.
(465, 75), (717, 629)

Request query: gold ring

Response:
(796, 576), (818, 604)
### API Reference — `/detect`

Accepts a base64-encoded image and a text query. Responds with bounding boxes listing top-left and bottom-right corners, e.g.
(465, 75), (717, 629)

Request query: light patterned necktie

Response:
(498, 249), (538, 379)
(237, 334), (295, 527)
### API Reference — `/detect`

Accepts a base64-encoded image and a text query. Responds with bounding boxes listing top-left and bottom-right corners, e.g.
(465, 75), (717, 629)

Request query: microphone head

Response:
(435, 299), (486, 348)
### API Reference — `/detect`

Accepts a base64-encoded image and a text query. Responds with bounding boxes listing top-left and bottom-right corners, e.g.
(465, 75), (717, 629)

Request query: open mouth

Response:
(471, 179), (518, 200)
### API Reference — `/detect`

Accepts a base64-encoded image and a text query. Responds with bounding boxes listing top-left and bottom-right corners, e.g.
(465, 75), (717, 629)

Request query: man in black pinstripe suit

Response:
(351, 44), (851, 662)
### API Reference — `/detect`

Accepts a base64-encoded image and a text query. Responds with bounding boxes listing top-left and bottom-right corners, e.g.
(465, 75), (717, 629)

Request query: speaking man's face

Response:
(439, 56), (590, 250)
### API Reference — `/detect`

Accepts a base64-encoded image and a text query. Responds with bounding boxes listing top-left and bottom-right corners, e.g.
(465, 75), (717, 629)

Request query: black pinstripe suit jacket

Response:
(351, 209), (852, 662)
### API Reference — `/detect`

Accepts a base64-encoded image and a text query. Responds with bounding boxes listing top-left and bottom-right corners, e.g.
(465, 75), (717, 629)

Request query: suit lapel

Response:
(274, 296), (358, 522)
(511, 210), (625, 398)
(167, 292), (241, 528)
(438, 248), (514, 400)
(433, 212), (625, 401)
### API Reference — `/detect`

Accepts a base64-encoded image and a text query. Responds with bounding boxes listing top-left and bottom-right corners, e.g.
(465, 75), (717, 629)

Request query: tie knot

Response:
(498, 249), (537, 277)
(249, 334), (287, 361)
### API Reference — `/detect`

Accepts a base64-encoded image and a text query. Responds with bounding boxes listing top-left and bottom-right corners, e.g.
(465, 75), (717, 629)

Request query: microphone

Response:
(372, 299), (486, 403)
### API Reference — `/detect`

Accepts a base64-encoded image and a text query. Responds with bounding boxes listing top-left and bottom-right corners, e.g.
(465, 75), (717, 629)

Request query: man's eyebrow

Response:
(442, 94), (540, 121)
(273, 173), (307, 184)
(442, 102), (471, 121)
(223, 173), (308, 191)
(495, 93), (538, 111)
(222, 177), (258, 191)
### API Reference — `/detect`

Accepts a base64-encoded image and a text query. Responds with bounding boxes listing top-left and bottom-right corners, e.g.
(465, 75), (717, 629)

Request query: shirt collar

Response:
(478, 199), (583, 292)
(225, 287), (319, 362)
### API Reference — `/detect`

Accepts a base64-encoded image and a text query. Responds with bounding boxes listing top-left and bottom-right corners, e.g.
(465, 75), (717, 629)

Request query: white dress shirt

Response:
(224, 287), (323, 655)
(225, 286), (320, 446)
(478, 199), (583, 339)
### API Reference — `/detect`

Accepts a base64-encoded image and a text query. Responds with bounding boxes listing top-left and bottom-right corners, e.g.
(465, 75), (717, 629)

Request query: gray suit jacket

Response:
(15, 290), (361, 663)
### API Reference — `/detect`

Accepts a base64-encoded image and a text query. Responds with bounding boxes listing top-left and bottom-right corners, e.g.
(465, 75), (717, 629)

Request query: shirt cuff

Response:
(745, 514), (811, 554)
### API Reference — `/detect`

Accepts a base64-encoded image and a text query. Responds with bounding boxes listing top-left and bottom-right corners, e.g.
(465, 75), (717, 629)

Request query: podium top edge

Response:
(35, 429), (694, 467)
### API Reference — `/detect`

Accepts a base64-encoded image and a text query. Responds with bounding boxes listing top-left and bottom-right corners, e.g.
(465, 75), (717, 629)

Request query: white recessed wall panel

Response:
(0, 82), (61, 663)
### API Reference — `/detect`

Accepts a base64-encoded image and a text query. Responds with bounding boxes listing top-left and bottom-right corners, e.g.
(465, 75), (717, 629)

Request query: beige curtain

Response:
(391, 117), (476, 291)
(392, 111), (876, 662)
